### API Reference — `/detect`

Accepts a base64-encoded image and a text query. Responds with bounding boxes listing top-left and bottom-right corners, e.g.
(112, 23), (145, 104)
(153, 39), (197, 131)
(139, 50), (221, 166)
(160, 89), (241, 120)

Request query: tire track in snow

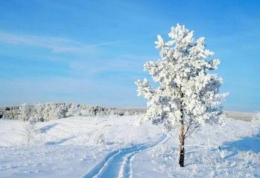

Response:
(82, 134), (166, 178)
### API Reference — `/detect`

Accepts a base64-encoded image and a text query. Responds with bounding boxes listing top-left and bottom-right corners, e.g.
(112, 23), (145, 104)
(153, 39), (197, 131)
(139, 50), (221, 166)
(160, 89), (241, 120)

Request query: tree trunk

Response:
(179, 120), (185, 167)
(178, 88), (185, 167)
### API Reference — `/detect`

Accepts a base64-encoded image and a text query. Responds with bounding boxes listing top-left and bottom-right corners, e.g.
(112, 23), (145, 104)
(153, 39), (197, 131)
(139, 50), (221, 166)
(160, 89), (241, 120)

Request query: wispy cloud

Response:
(0, 31), (126, 54)
(90, 40), (127, 47)
(69, 54), (156, 77)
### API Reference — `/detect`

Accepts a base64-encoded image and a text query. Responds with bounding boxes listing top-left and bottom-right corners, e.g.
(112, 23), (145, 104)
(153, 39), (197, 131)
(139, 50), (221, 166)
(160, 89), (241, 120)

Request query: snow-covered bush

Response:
(0, 106), (20, 120)
(136, 24), (228, 167)
(0, 103), (146, 121)
(24, 117), (38, 146)
(252, 112), (260, 122)
(20, 103), (33, 121)
(91, 133), (106, 145)
(66, 103), (80, 117)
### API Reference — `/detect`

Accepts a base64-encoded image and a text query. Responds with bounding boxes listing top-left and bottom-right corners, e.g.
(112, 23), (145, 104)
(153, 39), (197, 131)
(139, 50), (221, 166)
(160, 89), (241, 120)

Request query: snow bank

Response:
(0, 115), (259, 177)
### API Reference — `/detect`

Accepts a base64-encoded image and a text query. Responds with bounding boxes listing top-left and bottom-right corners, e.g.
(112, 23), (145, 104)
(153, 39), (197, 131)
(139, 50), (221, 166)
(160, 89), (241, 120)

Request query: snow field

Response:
(0, 115), (260, 177)
(0, 115), (162, 178)
(132, 118), (260, 177)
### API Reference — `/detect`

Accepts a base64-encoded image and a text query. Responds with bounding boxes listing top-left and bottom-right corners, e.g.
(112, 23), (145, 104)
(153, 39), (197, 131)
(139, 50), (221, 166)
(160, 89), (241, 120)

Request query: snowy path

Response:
(82, 134), (166, 178)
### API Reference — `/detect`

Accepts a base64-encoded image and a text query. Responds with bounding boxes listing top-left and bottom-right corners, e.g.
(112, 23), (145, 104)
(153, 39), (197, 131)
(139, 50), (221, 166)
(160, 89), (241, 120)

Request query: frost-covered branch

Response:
(136, 23), (228, 136)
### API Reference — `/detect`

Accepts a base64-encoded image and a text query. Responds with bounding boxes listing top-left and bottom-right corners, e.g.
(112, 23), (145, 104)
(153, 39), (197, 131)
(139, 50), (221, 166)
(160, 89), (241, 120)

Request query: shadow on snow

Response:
(39, 123), (58, 133)
(221, 133), (260, 154)
(45, 136), (75, 145)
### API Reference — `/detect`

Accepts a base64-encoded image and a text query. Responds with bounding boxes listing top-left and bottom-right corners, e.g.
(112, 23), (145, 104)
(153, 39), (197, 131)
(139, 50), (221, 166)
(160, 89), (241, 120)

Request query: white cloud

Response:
(69, 54), (156, 75)
(0, 31), (94, 54)
(0, 31), (127, 54)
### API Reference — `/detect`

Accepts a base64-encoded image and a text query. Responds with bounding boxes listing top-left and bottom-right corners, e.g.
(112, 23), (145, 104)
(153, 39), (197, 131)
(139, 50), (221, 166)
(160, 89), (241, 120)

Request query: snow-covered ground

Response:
(0, 114), (259, 178)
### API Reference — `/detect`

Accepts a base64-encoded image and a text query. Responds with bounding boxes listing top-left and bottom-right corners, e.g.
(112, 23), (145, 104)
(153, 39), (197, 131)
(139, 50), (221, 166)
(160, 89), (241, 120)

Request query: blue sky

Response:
(0, 0), (259, 112)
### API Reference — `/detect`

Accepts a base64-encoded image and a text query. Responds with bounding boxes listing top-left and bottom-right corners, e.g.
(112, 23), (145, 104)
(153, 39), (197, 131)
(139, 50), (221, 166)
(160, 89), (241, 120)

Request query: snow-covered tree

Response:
(136, 24), (228, 167)
(66, 103), (79, 117)
(20, 103), (33, 121)
(24, 117), (37, 146)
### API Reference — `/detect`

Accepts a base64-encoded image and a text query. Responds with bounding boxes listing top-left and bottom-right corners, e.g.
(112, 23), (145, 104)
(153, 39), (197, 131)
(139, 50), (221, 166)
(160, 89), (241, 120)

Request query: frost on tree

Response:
(136, 24), (228, 167)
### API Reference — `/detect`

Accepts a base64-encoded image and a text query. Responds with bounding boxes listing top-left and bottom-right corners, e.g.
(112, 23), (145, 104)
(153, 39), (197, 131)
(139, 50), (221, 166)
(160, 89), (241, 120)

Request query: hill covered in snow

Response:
(0, 109), (259, 177)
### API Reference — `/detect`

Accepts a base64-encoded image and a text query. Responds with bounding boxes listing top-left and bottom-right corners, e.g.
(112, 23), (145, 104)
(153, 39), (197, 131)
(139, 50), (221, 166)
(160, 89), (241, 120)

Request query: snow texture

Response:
(0, 114), (259, 177)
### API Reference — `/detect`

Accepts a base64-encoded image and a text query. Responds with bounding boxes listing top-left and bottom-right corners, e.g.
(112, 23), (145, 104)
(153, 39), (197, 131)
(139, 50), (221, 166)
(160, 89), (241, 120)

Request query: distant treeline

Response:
(0, 103), (146, 122)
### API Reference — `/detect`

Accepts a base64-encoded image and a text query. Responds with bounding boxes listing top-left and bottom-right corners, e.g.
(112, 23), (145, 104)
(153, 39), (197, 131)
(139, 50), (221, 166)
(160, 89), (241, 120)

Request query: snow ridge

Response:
(82, 134), (166, 178)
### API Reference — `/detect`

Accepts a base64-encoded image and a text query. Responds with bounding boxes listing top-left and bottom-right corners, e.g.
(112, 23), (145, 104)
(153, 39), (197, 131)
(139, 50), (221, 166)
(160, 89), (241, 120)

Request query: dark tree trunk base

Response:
(178, 119), (185, 167)
(179, 147), (185, 167)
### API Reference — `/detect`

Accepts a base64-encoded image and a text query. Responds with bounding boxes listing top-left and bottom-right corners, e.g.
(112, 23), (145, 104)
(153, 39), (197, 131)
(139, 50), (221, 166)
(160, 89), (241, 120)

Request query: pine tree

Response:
(136, 24), (228, 167)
